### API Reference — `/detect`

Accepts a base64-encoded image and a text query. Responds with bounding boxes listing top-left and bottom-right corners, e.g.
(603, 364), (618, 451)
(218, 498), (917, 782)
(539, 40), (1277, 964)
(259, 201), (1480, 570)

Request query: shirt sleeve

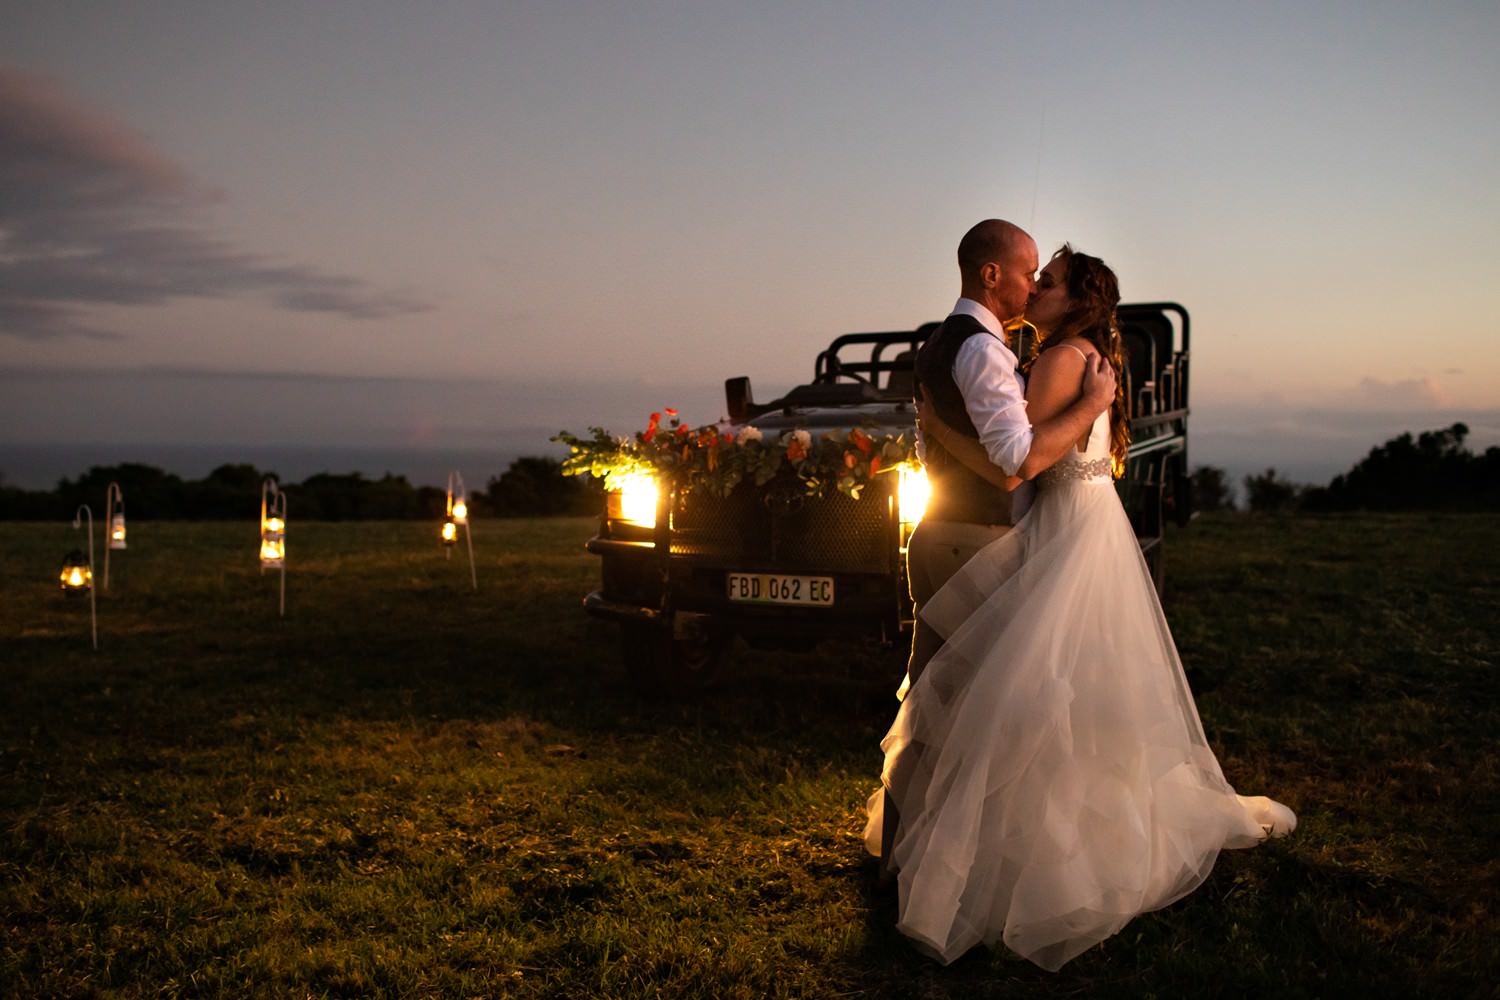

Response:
(952, 335), (1032, 476)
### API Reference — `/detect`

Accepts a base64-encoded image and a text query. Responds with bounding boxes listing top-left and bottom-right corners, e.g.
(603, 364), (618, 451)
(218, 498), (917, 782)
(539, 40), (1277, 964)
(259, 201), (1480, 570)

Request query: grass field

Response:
(2, 513), (1497, 998)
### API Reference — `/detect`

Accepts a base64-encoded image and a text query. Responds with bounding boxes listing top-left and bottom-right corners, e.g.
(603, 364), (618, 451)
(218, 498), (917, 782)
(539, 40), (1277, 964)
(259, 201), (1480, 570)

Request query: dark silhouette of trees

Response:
(1, 456), (600, 520)
(287, 472), (444, 521)
(1243, 468), (1303, 513)
(483, 456), (599, 517)
(1191, 466), (1235, 512)
(1302, 423), (1500, 511)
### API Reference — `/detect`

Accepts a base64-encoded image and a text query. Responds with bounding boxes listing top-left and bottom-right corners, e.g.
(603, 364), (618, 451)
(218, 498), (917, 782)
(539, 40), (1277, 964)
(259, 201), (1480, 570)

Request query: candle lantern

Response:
(103, 481), (126, 592)
(60, 549), (93, 594)
(259, 478), (287, 617)
(63, 505), (99, 650)
(444, 470), (477, 589)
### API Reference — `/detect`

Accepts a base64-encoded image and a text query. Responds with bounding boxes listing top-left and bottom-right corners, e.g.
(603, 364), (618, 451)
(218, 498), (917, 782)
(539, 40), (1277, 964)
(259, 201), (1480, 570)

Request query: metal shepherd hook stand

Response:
(445, 470), (477, 590)
(260, 478), (287, 617)
(73, 504), (99, 650)
(104, 481), (125, 591)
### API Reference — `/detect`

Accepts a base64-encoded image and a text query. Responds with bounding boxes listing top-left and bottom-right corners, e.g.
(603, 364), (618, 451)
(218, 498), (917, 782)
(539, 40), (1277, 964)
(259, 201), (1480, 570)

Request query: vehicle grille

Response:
(669, 475), (895, 573)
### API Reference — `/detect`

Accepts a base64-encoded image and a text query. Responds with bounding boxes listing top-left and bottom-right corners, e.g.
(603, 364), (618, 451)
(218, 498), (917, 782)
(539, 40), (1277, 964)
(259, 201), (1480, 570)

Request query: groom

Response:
(880, 219), (1116, 871)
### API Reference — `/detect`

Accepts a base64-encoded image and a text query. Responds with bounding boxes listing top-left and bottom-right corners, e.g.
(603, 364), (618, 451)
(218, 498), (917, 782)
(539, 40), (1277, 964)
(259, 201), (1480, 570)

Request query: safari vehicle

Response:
(579, 303), (1192, 689)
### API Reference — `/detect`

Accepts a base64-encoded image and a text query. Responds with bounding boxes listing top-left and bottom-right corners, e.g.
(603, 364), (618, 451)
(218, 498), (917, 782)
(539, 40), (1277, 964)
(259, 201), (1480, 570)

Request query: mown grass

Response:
(2, 513), (1496, 998)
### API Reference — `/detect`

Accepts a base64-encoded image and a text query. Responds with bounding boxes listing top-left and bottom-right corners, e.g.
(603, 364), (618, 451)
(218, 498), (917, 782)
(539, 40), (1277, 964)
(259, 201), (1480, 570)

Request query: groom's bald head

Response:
(957, 219), (1038, 324)
(958, 219), (1030, 282)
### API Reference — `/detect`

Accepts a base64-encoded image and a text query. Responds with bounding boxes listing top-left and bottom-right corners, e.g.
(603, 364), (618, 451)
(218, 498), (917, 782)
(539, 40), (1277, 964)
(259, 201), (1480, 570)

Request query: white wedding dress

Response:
(866, 409), (1295, 971)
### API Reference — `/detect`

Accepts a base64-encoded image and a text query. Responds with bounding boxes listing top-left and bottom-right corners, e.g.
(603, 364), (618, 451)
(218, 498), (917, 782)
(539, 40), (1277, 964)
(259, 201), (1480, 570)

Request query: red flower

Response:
(869, 456), (882, 476)
(786, 438), (808, 462)
(644, 412), (662, 442)
(849, 429), (872, 453)
(665, 407), (678, 417)
(676, 423), (691, 437)
(844, 451), (858, 469)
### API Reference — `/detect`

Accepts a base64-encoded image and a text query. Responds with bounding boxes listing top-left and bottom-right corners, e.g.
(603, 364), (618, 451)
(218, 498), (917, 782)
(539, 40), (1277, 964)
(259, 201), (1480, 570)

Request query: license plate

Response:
(726, 572), (834, 607)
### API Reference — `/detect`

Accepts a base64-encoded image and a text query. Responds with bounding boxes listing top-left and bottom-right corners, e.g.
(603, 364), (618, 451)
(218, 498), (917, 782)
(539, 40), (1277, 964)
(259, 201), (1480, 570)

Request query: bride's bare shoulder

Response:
(1046, 337), (1098, 361)
(1033, 338), (1096, 373)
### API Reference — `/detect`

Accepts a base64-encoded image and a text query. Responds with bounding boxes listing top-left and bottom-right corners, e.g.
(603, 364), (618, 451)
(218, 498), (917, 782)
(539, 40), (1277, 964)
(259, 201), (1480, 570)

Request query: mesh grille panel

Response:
(670, 475), (894, 573)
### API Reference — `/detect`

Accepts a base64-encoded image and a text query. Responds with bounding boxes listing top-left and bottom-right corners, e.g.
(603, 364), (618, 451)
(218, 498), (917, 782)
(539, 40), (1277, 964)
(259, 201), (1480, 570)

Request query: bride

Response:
(866, 245), (1296, 971)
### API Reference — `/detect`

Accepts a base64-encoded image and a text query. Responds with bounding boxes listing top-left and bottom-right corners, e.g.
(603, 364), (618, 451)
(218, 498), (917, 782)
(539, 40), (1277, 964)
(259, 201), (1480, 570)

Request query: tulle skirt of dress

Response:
(865, 478), (1275, 971)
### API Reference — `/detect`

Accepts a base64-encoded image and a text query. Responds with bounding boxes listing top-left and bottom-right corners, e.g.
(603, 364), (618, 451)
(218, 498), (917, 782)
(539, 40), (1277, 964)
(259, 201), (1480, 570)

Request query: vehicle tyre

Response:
(619, 621), (722, 695)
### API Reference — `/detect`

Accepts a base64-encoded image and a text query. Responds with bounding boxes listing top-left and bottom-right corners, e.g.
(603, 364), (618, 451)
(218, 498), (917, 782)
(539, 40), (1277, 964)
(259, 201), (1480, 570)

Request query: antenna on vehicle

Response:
(1028, 109), (1046, 229)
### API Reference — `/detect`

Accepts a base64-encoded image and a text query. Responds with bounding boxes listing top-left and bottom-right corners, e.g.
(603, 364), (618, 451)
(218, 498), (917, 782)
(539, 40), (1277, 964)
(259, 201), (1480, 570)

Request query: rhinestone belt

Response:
(1037, 455), (1113, 487)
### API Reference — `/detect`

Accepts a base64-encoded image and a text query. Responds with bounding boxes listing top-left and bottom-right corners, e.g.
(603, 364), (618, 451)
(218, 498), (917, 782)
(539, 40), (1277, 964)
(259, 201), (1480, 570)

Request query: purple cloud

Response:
(0, 66), (429, 340)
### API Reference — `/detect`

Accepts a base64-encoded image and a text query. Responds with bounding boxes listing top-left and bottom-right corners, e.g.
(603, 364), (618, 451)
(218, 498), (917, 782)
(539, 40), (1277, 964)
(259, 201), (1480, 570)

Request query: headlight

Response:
(898, 463), (930, 526)
(608, 471), (659, 527)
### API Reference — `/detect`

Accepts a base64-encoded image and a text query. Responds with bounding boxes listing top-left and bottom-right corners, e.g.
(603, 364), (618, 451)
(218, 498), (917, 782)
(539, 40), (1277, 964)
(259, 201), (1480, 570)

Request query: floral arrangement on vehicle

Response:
(554, 408), (921, 501)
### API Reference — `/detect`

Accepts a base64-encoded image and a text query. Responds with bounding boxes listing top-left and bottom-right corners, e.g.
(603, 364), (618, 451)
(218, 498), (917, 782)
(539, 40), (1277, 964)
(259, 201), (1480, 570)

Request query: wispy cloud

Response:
(1353, 375), (1453, 409)
(0, 66), (429, 341)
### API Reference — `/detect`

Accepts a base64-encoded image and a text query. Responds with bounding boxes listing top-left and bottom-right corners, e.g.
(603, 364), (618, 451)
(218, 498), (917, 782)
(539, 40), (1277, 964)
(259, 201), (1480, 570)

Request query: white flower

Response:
(737, 425), (763, 444)
(791, 429), (812, 449)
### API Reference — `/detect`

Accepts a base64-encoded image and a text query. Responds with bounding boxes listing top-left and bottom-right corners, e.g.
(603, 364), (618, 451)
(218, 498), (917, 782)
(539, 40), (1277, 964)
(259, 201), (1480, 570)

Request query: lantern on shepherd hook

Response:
(104, 480), (126, 591)
(445, 470), (477, 590)
(59, 550), (92, 594)
(60, 505), (99, 650)
(259, 478), (287, 617)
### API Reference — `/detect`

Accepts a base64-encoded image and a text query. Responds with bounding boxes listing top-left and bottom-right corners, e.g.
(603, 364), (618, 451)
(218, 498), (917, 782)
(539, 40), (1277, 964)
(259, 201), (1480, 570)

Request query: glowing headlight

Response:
(608, 471), (659, 527)
(898, 463), (930, 526)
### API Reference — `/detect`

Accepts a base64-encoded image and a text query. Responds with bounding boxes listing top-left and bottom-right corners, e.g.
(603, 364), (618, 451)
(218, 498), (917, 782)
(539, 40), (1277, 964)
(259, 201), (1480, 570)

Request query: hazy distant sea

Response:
(0, 441), (567, 492)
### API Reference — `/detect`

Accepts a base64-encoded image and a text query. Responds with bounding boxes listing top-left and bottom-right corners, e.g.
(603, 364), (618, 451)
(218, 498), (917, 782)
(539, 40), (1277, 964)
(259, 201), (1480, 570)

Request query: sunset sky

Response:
(3, 2), (1497, 489)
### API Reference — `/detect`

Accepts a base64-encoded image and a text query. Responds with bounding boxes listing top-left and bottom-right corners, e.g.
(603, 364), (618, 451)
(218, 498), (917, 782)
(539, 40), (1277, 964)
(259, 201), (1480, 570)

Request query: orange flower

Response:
(844, 451), (858, 469)
(849, 428), (872, 453)
(786, 438), (808, 462)
(869, 456), (882, 476)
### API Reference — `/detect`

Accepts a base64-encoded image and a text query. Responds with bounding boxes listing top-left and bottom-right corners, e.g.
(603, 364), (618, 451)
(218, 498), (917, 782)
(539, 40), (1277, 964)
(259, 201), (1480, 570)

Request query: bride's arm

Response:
(1014, 341), (1097, 478)
(916, 395), (1023, 492)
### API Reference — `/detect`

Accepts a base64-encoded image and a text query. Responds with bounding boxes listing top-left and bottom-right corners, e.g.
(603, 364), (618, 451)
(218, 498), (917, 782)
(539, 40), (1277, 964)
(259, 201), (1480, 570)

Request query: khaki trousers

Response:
(881, 518), (1012, 877)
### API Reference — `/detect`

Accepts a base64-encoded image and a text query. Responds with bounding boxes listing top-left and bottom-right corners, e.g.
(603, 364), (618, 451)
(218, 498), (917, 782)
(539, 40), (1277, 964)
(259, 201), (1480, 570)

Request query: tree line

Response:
(5, 423), (1495, 521)
(1191, 423), (1500, 513)
(0, 457), (600, 521)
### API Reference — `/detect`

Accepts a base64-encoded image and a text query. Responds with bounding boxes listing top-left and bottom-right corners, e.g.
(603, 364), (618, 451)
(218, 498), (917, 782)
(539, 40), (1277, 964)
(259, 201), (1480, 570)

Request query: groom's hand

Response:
(1082, 354), (1116, 413)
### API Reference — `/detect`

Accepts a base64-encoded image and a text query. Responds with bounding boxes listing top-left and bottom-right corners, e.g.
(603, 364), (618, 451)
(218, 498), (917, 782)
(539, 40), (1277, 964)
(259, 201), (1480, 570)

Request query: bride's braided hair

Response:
(1022, 245), (1131, 477)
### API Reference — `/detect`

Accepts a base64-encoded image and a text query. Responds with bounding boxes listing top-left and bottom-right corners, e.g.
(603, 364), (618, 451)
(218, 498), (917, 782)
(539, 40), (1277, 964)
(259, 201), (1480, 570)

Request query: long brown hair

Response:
(1022, 244), (1130, 476)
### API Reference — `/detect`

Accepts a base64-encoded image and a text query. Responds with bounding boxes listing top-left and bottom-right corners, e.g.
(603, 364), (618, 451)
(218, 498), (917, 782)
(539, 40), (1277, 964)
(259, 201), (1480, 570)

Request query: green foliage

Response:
(1, 515), (1496, 997)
